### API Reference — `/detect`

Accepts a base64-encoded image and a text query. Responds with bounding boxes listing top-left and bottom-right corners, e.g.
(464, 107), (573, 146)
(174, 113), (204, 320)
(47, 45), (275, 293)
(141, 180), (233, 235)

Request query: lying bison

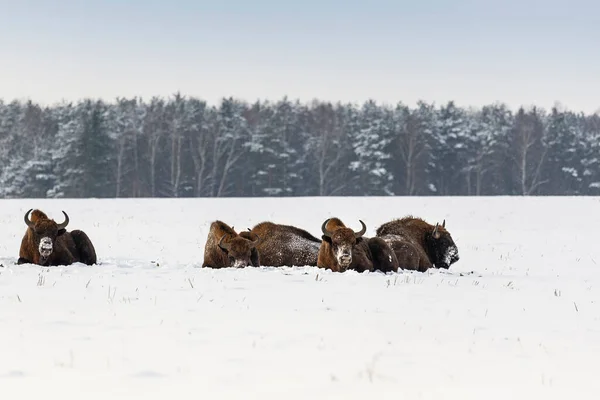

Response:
(18, 209), (97, 266)
(317, 217), (398, 273)
(249, 221), (321, 267)
(375, 217), (459, 272)
(202, 220), (260, 269)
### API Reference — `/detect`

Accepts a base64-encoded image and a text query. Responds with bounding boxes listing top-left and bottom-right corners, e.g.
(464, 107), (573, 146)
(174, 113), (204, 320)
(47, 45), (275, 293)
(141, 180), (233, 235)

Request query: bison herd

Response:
(202, 216), (460, 273)
(14, 208), (460, 273)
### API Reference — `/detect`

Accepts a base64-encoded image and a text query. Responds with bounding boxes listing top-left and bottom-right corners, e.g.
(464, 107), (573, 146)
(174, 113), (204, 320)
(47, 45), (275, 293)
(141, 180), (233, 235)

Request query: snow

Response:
(1, 196), (600, 399)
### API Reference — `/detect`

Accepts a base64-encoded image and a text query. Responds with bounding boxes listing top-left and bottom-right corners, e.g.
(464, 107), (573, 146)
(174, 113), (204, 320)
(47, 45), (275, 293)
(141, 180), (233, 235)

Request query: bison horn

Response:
(56, 211), (70, 230)
(24, 209), (35, 229)
(354, 220), (367, 238)
(321, 218), (333, 238)
(432, 222), (440, 238)
(218, 235), (230, 251)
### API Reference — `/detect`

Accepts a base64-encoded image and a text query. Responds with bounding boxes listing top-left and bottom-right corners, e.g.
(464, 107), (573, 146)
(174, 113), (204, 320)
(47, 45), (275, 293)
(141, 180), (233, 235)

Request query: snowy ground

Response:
(1, 196), (600, 399)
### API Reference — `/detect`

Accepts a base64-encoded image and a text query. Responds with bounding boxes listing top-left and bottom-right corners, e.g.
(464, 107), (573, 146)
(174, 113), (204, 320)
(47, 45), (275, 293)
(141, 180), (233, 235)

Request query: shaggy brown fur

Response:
(375, 216), (460, 272)
(18, 209), (97, 266)
(249, 221), (321, 267)
(202, 220), (260, 269)
(317, 217), (398, 273)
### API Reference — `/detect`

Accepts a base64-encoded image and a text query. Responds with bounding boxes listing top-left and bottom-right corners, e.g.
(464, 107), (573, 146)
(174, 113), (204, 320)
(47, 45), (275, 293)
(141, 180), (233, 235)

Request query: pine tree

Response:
(465, 103), (513, 195)
(48, 102), (85, 198)
(429, 101), (470, 195)
(349, 100), (395, 195)
(543, 107), (586, 195)
(581, 114), (600, 194)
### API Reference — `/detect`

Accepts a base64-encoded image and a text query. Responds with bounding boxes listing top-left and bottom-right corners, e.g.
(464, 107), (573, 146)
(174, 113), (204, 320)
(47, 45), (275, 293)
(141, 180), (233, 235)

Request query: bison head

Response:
(218, 232), (260, 268)
(321, 218), (366, 270)
(24, 209), (69, 261)
(426, 220), (459, 269)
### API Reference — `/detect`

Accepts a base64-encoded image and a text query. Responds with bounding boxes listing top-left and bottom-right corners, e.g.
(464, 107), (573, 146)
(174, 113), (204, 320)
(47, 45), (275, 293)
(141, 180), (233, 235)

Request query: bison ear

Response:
(250, 247), (260, 267)
(57, 228), (67, 236)
(321, 235), (332, 244)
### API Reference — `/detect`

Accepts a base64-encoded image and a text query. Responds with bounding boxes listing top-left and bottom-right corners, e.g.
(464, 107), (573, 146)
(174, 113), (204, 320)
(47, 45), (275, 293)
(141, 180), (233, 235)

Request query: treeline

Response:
(0, 95), (599, 198)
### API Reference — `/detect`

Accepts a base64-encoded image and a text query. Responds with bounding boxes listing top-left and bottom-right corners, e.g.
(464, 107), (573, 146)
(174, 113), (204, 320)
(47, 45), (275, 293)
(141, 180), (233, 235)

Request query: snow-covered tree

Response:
(506, 107), (548, 195)
(303, 101), (355, 196)
(389, 102), (432, 195)
(0, 95), (597, 198)
(465, 103), (513, 195)
(349, 100), (395, 195)
(210, 97), (251, 197)
(428, 101), (472, 195)
(48, 100), (115, 198)
(581, 114), (600, 194)
(542, 107), (588, 195)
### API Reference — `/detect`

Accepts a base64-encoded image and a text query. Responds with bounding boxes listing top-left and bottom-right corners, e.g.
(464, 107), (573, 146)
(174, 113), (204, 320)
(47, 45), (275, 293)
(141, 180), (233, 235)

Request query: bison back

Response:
(70, 229), (97, 265)
(256, 232), (320, 267)
(380, 234), (428, 272)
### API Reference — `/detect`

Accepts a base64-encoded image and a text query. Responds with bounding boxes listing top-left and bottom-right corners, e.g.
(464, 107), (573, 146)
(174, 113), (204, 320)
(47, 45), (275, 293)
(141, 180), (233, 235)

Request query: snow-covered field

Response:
(1, 196), (600, 399)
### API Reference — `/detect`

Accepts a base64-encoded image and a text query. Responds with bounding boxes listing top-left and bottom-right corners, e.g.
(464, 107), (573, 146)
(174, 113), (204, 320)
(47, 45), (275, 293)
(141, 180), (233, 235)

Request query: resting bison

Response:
(202, 220), (260, 269)
(317, 217), (398, 273)
(249, 221), (321, 267)
(18, 209), (97, 266)
(375, 217), (459, 272)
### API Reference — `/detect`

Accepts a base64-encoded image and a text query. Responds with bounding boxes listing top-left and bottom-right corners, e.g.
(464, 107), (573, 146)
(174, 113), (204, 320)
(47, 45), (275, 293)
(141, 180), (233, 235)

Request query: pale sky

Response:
(1, 0), (599, 113)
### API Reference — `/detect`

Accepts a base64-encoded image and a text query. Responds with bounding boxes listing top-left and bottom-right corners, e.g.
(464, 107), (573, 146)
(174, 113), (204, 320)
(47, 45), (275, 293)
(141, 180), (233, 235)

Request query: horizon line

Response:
(1, 93), (599, 115)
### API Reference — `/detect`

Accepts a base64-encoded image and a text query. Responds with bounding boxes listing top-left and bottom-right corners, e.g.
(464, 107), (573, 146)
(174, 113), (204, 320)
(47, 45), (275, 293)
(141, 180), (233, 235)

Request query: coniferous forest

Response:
(0, 94), (599, 198)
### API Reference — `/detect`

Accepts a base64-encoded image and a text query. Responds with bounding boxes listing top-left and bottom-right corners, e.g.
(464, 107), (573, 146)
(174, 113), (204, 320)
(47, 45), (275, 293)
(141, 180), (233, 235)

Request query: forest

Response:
(1, 95), (599, 198)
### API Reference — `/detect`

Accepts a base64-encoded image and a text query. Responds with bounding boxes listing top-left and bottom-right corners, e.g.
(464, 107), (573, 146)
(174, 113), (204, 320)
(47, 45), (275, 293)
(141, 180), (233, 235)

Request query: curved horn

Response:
(354, 220), (367, 238)
(442, 219), (446, 228)
(24, 209), (35, 229)
(56, 211), (69, 230)
(218, 235), (230, 251)
(321, 218), (333, 238)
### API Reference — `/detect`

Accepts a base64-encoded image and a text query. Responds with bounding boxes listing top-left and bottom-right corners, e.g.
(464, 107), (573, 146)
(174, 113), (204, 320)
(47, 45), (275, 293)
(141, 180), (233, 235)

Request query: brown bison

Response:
(317, 217), (399, 273)
(375, 217), (459, 272)
(248, 221), (321, 267)
(202, 220), (260, 269)
(17, 209), (97, 266)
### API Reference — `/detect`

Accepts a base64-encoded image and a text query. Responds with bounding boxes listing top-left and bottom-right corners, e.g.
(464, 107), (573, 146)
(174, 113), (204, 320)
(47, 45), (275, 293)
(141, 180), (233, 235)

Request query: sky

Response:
(1, 0), (599, 113)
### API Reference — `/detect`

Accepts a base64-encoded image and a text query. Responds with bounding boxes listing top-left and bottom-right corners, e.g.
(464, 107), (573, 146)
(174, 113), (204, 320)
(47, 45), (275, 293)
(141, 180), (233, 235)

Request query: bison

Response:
(375, 216), (460, 272)
(317, 217), (398, 273)
(17, 209), (97, 266)
(248, 221), (321, 267)
(202, 220), (260, 269)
